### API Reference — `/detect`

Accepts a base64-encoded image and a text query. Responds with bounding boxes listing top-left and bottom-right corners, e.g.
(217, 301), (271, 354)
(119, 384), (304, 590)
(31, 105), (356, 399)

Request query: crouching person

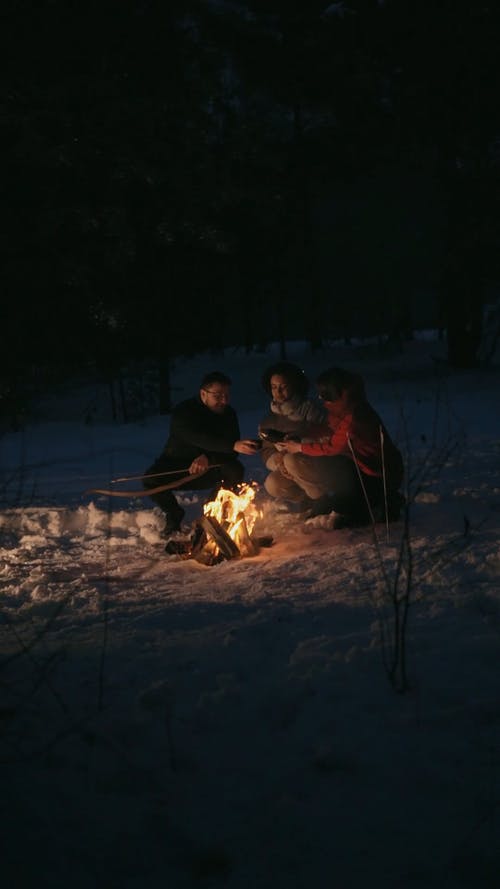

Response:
(258, 361), (326, 509)
(143, 371), (260, 535)
(276, 367), (404, 527)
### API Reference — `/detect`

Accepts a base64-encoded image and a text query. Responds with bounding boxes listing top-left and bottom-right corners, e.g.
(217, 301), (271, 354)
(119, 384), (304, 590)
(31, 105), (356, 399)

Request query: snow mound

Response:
(0, 503), (167, 547)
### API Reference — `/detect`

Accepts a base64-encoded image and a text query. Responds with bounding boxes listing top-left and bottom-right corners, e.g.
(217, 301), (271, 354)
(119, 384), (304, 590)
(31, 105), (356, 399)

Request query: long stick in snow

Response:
(347, 435), (376, 527)
(380, 425), (390, 543)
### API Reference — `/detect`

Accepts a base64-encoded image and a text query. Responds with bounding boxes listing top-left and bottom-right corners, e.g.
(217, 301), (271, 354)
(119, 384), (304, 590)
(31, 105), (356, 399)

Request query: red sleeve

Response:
(301, 415), (352, 457)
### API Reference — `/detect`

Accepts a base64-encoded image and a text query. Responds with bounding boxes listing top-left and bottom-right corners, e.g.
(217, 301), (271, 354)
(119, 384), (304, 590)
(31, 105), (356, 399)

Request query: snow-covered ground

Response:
(1, 339), (499, 888)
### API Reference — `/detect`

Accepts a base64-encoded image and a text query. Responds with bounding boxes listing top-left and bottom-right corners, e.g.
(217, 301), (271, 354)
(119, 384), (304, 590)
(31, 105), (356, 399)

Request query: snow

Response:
(1, 339), (499, 888)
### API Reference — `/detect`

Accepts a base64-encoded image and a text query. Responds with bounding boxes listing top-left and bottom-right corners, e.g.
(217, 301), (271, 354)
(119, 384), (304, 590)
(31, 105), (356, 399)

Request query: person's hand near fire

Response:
(189, 454), (210, 474)
(189, 439), (260, 474)
(275, 439), (302, 454)
(233, 439), (262, 456)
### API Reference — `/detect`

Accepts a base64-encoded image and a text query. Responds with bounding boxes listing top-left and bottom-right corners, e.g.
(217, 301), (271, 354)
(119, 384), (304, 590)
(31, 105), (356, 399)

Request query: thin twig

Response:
(379, 425), (389, 543)
(111, 467), (196, 484)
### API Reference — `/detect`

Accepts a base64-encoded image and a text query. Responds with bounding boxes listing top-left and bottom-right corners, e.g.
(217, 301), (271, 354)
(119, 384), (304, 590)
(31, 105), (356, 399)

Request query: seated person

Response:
(275, 367), (404, 526)
(143, 371), (259, 534)
(258, 361), (326, 508)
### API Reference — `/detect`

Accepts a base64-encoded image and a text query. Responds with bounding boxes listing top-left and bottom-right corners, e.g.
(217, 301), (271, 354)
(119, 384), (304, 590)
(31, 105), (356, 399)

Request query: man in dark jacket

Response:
(143, 371), (259, 533)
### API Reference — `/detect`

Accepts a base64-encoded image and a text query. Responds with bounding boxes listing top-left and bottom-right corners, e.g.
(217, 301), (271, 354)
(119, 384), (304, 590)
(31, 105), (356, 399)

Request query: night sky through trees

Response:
(3, 0), (500, 414)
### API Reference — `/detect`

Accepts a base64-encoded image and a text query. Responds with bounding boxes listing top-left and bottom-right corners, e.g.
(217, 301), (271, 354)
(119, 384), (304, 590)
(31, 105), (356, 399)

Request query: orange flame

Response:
(203, 483), (261, 551)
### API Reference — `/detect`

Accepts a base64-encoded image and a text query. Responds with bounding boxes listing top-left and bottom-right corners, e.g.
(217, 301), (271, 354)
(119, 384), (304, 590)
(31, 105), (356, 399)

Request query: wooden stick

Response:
(110, 464), (221, 484)
(84, 469), (209, 498)
(199, 515), (240, 560)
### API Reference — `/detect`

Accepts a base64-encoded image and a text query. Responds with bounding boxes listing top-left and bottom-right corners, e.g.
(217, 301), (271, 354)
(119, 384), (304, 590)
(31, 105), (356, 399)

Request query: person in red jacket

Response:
(276, 367), (404, 526)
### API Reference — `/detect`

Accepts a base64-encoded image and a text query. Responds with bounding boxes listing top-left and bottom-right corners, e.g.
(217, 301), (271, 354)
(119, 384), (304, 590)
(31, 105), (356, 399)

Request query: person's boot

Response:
(290, 495), (315, 514)
(163, 505), (185, 537)
(331, 512), (366, 530)
(306, 493), (336, 518)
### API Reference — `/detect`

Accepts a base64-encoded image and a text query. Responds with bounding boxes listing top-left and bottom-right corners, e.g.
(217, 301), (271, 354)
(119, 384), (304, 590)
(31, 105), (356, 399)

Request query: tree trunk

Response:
(440, 240), (484, 369)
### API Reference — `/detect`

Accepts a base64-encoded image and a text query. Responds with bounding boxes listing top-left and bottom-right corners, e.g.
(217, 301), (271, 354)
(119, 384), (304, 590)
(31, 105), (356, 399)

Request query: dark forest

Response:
(3, 0), (500, 419)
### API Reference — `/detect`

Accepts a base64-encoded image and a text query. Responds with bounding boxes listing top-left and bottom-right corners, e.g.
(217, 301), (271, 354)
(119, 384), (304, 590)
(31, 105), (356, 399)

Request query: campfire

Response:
(166, 483), (272, 564)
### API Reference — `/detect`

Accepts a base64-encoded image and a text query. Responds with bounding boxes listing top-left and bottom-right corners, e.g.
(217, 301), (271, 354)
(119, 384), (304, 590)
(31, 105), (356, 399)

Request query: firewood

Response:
(199, 515), (240, 560)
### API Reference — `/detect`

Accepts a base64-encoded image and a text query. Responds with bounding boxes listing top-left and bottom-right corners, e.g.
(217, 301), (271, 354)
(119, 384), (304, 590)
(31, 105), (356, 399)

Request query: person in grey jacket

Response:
(258, 362), (326, 508)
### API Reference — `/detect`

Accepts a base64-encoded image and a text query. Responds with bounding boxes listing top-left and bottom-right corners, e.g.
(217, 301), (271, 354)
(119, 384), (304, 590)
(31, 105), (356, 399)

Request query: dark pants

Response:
(326, 456), (386, 520)
(284, 453), (401, 522)
(142, 455), (245, 519)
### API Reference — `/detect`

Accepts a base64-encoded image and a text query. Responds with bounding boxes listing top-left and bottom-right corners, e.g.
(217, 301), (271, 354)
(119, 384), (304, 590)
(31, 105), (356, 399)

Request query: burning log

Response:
(231, 511), (258, 557)
(198, 515), (240, 560)
(165, 516), (242, 563)
(164, 484), (273, 564)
